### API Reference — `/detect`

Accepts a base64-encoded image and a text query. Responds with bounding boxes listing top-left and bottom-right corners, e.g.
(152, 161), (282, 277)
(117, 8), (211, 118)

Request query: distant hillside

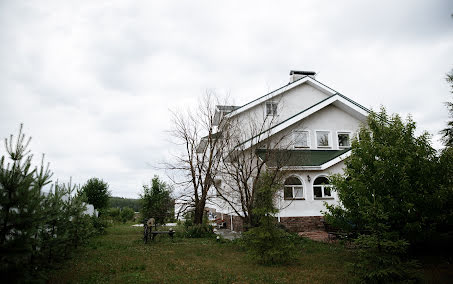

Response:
(109, 197), (141, 212)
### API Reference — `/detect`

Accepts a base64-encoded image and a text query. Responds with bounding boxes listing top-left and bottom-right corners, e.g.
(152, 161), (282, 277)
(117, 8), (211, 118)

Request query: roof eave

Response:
(267, 150), (351, 171)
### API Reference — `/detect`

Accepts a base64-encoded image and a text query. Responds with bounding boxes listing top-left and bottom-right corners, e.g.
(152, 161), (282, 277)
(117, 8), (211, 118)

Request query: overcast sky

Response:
(1, 0), (452, 198)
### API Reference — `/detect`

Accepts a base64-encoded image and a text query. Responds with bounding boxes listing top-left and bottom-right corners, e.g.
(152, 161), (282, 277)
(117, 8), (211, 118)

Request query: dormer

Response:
(213, 105), (239, 126)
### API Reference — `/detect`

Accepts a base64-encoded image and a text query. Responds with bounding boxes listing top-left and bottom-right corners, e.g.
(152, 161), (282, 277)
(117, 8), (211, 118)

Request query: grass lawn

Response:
(46, 224), (453, 283)
(46, 224), (355, 283)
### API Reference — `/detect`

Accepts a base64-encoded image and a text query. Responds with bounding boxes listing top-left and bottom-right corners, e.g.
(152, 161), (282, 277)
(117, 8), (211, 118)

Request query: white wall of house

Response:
(277, 161), (345, 217)
(272, 104), (363, 150)
(231, 83), (332, 143)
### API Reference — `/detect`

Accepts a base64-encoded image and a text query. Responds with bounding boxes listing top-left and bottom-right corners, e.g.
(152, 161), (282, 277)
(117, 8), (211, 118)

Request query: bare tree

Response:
(214, 99), (295, 228)
(168, 91), (229, 224)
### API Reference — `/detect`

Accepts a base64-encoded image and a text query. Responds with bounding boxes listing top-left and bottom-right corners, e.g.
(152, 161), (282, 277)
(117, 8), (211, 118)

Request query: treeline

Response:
(109, 196), (141, 212)
(0, 125), (102, 281)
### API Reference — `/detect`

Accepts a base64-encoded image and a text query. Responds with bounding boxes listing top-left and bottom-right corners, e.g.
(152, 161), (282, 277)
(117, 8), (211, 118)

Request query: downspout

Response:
(230, 213), (233, 231)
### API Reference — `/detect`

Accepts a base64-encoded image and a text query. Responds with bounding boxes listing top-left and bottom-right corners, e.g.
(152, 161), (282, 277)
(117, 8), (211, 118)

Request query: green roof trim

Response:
(256, 149), (351, 167)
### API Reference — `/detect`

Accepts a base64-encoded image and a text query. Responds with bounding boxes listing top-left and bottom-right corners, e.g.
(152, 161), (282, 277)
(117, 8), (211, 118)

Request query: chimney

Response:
(289, 70), (316, 83)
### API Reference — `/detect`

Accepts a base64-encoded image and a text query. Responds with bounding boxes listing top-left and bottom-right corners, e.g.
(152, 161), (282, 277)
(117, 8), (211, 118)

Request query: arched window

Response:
(284, 176), (304, 200)
(313, 176), (333, 199)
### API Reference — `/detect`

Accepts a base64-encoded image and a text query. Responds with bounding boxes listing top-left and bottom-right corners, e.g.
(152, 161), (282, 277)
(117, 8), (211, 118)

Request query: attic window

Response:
(266, 101), (277, 116)
(294, 131), (309, 148)
(316, 131), (331, 148)
(338, 132), (351, 148)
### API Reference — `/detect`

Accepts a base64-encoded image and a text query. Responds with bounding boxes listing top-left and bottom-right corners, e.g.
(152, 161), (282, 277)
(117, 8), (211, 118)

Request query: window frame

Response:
(336, 131), (352, 149)
(283, 176), (305, 200)
(315, 130), (332, 148)
(265, 101), (278, 116)
(313, 175), (334, 200)
(293, 130), (310, 149)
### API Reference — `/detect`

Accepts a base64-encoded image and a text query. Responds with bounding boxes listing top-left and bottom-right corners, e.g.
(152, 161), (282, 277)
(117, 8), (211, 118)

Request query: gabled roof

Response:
(226, 75), (338, 118)
(256, 149), (351, 170)
(237, 93), (369, 149)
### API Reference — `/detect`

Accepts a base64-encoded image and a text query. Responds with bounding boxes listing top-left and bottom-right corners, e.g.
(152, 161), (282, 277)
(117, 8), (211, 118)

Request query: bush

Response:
(241, 171), (299, 265)
(183, 223), (215, 238)
(176, 216), (215, 238)
(91, 215), (108, 234)
(120, 207), (135, 223)
(107, 207), (121, 222)
(351, 234), (420, 283)
(241, 225), (299, 265)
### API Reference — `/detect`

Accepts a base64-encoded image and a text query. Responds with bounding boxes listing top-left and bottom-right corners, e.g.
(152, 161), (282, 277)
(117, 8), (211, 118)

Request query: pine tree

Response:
(0, 124), (52, 277)
(440, 69), (453, 147)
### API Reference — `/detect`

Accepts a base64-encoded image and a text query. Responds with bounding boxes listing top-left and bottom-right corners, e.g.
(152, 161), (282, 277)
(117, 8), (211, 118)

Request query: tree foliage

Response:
(169, 92), (230, 224)
(324, 108), (452, 282)
(120, 207), (135, 223)
(0, 125), (96, 280)
(440, 69), (453, 147)
(241, 171), (299, 265)
(109, 196), (140, 211)
(82, 177), (110, 211)
(140, 176), (174, 225)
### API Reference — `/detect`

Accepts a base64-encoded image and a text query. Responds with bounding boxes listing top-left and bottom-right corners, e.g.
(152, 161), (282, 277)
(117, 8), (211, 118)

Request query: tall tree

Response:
(140, 176), (173, 225)
(215, 100), (292, 228)
(440, 69), (453, 147)
(323, 109), (445, 282)
(324, 108), (446, 244)
(0, 124), (52, 276)
(169, 92), (228, 224)
(81, 178), (110, 211)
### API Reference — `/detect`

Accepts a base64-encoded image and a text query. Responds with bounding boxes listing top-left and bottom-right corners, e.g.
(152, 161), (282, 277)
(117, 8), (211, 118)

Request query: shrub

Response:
(351, 234), (420, 283)
(183, 223), (215, 238)
(120, 207), (135, 223)
(107, 207), (121, 222)
(177, 216), (215, 238)
(241, 225), (299, 265)
(241, 171), (299, 265)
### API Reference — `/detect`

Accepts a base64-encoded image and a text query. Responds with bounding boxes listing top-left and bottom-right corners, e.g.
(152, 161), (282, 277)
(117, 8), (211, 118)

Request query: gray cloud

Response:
(1, 0), (452, 197)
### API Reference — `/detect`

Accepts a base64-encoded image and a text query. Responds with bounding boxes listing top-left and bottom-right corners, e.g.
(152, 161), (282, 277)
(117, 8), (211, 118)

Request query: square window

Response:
(294, 131), (309, 148)
(316, 131), (330, 147)
(266, 102), (277, 116)
(324, 187), (331, 196)
(338, 133), (351, 148)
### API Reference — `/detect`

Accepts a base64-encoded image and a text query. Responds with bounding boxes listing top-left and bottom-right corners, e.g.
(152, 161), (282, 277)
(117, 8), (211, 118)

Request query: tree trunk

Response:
(194, 201), (206, 224)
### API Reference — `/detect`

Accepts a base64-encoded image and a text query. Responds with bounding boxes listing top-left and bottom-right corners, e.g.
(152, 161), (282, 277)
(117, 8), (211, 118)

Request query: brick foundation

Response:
(219, 214), (325, 233)
(279, 216), (325, 232)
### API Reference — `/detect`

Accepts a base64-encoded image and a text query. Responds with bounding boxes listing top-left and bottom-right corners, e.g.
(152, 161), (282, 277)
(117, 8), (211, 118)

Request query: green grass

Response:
(47, 224), (453, 283)
(46, 224), (354, 283)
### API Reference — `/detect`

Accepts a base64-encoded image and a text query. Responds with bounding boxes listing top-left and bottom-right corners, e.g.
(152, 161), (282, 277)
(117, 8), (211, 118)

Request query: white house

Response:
(209, 70), (369, 232)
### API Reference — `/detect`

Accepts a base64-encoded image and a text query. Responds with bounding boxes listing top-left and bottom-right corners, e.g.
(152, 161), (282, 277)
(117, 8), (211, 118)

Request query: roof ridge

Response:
(230, 75), (308, 114)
